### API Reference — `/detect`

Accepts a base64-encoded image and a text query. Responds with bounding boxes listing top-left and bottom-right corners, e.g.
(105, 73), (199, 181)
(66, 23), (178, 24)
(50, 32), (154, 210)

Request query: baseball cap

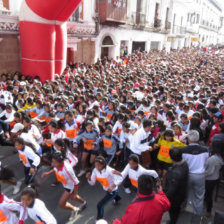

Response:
(20, 81), (26, 86)
(11, 123), (24, 133)
(214, 112), (223, 119)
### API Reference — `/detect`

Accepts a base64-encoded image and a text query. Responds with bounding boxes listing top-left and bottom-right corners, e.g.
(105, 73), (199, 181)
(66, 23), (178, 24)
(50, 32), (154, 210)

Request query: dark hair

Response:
(219, 122), (224, 133)
(23, 116), (31, 124)
(190, 118), (201, 130)
(164, 129), (174, 138)
(49, 120), (58, 129)
(105, 125), (112, 132)
(211, 140), (224, 159)
(169, 148), (182, 162)
(128, 154), (139, 164)
(52, 152), (65, 163)
(143, 119), (152, 128)
(65, 110), (74, 117)
(95, 156), (107, 169)
(54, 138), (67, 156)
(138, 174), (153, 195)
(14, 137), (25, 145)
(21, 184), (38, 199)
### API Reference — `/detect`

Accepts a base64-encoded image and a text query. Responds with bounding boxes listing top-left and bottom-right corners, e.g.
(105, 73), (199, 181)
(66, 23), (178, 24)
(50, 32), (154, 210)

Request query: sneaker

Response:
(69, 207), (80, 221)
(51, 181), (59, 187)
(77, 170), (86, 177)
(80, 201), (87, 211)
(124, 188), (131, 194)
(13, 181), (22, 195)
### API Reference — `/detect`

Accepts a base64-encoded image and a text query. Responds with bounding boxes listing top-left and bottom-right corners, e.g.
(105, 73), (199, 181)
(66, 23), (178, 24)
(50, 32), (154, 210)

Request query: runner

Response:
(41, 153), (86, 221)
(86, 156), (122, 221)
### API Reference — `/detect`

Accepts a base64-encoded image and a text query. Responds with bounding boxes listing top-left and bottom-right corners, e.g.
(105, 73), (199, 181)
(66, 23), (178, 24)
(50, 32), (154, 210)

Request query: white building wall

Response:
(95, 26), (167, 60)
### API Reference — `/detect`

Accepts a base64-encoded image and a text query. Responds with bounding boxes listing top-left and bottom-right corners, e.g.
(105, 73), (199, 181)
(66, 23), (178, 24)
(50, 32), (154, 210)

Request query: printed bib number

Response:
(96, 177), (109, 188)
(36, 222), (44, 224)
(117, 128), (122, 135)
(19, 153), (27, 165)
(0, 211), (8, 222)
(106, 113), (113, 121)
(84, 140), (95, 150)
(9, 121), (15, 128)
(66, 129), (77, 139)
(40, 116), (50, 123)
(129, 177), (138, 187)
(159, 145), (170, 158)
(144, 112), (149, 116)
(55, 172), (67, 185)
(29, 112), (38, 118)
(103, 138), (113, 148)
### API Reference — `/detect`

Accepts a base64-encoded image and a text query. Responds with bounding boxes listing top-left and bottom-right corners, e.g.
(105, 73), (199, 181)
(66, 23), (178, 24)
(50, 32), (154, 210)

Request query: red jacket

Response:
(113, 191), (170, 224)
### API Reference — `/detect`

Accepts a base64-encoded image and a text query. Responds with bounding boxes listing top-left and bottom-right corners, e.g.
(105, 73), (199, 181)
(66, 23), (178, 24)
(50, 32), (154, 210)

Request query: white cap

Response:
(129, 122), (138, 130)
(96, 220), (108, 224)
(11, 123), (24, 133)
(194, 86), (200, 91)
(20, 81), (26, 86)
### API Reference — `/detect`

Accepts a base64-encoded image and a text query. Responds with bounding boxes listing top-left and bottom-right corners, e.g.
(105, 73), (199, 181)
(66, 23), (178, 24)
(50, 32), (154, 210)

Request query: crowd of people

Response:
(0, 46), (224, 224)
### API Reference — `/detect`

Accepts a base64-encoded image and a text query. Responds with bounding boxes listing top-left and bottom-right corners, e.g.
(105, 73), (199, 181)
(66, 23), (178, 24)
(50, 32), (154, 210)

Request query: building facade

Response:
(0, 0), (224, 74)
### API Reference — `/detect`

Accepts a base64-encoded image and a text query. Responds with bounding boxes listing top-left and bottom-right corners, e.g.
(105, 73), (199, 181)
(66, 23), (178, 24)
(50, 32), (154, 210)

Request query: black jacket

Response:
(164, 161), (189, 206)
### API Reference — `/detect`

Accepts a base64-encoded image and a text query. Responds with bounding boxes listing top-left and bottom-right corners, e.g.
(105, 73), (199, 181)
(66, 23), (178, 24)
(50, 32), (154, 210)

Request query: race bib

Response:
(103, 138), (113, 148)
(84, 140), (95, 150)
(96, 177), (109, 188)
(66, 129), (77, 139)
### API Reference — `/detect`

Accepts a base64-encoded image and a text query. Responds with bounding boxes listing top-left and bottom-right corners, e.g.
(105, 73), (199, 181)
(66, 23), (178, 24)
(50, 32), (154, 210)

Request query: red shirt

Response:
(209, 123), (220, 143)
(113, 191), (170, 224)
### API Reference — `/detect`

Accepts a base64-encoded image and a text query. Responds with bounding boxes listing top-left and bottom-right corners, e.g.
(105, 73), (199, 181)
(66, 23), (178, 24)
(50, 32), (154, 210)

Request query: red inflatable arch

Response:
(19, 0), (82, 82)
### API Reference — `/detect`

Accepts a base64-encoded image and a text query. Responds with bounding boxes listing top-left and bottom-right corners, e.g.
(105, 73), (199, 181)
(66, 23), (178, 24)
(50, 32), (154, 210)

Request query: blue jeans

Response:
(97, 190), (119, 219)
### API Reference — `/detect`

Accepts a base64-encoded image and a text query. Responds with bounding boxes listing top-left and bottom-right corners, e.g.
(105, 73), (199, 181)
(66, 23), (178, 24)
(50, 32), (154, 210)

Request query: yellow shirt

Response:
(157, 137), (186, 164)
(18, 103), (36, 112)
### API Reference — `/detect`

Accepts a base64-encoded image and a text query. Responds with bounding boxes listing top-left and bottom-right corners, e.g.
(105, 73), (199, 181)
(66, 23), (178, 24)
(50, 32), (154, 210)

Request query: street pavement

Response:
(0, 145), (222, 224)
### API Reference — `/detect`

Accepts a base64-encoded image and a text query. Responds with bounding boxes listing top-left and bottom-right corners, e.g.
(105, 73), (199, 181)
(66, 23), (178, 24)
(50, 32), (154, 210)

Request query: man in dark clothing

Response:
(164, 148), (189, 224)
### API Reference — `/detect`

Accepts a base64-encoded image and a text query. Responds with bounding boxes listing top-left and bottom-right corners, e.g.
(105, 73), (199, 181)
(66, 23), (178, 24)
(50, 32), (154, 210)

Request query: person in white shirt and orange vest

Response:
(86, 156), (123, 221)
(113, 154), (158, 194)
(42, 153), (86, 221)
(0, 184), (27, 224)
(64, 110), (78, 143)
(14, 137), (41, 185)
(21, 186), (57, 224)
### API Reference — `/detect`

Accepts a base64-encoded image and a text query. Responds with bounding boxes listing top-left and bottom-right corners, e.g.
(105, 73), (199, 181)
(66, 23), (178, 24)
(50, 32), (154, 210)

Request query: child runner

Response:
(21, 186), (57, 224)
(0, 184), (26, 223)
(99, 125), (119, 165)
(42, 153), (86, 221)
(73, 121), (99, 177)
(86, 156), (122, 221)
(113, 154), (158, 194)
(14, 137), (40, 185)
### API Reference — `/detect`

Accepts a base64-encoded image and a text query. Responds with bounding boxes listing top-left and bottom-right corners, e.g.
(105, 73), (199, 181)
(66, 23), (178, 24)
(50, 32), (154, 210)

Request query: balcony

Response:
(131, 12), (146, 27)
(97, 0), (127, 25)
(154, 19), (161, 28)
(165, 21), (171, 30)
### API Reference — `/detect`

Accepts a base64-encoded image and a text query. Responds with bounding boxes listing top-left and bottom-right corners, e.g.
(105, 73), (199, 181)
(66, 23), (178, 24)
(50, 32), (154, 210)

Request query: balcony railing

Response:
(173, 25), (186, 35)
(165, 21), (171, 30)
(154, 19), (161, 28)
(131, 12), (146, 26)
(97, 0), (127, 24)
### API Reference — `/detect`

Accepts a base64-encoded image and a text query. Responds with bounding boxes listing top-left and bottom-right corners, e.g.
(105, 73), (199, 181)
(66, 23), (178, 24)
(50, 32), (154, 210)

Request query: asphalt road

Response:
(0, 145), (219, 224)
